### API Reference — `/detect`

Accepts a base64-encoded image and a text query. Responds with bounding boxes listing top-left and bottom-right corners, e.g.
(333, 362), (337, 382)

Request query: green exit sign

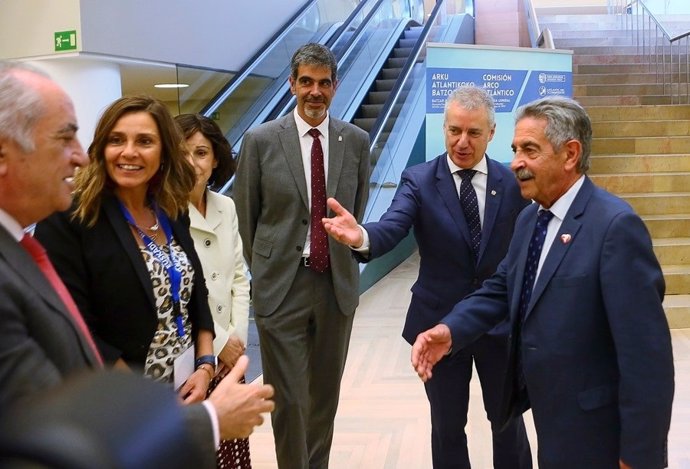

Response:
(54, 30), (77, 52)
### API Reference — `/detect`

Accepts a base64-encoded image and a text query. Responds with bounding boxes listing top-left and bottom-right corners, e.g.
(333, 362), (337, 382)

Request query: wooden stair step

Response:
(591, 172), (690, 193)
(587, 105), (690, 121)
(577, 95), (672, 106)
(592, 136), (690, 154)
(590, 154), (690, 173)
(593, 120), (690, 137)
(662, 294), (690, 328)
(653, 237), (690, 265)
(619, 193), (690, 216)
(643, 214), (690, 238)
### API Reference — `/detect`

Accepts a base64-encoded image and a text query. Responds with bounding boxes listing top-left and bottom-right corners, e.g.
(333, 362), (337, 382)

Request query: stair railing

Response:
(610, 0), (690, 104)
(523, 0), (554, 49)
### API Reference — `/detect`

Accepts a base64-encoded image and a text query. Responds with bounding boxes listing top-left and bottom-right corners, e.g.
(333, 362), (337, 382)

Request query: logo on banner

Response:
(427, 68), (528, 113)
(426, 68), (572, 113)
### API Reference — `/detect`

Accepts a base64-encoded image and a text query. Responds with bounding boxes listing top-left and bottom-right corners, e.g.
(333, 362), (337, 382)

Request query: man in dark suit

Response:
(412, 97), (675, 469)
(323, 86), (532, 469)
(0, 61), (274, 468)
(234, 43), (370, 468)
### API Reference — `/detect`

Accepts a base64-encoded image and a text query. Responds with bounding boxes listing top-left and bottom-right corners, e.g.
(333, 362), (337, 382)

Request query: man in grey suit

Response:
(234, 43), (370, 468)
(0, 61), (274, 468)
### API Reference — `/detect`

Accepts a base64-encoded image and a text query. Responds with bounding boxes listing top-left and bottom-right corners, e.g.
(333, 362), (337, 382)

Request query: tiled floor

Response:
(248, 252), (690, 468)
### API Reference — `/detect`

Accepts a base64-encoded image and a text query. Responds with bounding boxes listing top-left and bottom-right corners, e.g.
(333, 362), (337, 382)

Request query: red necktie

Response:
(20, 234), (103, 365)
(308, 128), (330, 273)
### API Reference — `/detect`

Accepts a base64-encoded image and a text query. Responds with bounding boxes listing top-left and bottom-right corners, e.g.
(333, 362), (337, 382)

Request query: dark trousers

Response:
(424, 333), (533, 469)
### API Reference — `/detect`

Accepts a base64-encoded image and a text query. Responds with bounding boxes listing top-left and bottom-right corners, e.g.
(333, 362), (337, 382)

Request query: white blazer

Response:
(189, 190), (250, 353)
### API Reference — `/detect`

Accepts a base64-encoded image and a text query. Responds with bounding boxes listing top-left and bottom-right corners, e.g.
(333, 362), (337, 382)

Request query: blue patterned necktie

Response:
(458, 169), (481, 261)
(518, 209), (554, 320)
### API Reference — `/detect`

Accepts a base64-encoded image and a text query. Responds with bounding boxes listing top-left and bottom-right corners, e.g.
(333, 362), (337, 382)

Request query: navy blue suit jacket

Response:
(443, 177), (674, 468)
(359, 153), (529, 344)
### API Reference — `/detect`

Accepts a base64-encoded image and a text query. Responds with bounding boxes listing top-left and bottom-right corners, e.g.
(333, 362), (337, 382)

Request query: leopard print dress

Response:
(140, 239), (194, 383)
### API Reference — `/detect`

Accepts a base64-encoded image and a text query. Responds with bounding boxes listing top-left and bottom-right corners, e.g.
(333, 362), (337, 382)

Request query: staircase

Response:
(538, 10), (690, 328)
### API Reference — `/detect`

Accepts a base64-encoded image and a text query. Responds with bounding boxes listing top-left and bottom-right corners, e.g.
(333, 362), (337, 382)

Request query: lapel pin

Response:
(490, 190), (496, 196)
(338, 136), (342, 142)
(560, 233), (572, 244)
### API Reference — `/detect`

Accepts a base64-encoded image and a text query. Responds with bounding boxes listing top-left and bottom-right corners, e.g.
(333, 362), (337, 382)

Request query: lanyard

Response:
(119, 201), (185, 337)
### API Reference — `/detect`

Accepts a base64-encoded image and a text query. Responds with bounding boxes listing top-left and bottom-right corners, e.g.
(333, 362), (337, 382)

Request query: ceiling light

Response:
(154, 83), (189, 89)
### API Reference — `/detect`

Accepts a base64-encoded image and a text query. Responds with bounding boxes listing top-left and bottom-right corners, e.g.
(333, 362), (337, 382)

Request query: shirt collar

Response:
(539, 175), (585, 221)
(0, 207), (27, 241)
(447, 154), (488, 176)
(294, 108), (330, 138)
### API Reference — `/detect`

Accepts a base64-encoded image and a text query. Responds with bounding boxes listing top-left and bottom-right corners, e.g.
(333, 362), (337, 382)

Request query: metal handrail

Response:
(611, 0), (690, 104)
(524, 0), (555, 49)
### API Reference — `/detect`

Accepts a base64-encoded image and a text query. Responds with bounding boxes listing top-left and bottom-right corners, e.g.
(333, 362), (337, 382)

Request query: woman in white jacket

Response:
(176, 113), (251, 469)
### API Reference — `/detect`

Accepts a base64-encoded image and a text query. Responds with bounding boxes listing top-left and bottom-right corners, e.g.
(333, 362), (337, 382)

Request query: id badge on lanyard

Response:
(119, 201), (185, 337)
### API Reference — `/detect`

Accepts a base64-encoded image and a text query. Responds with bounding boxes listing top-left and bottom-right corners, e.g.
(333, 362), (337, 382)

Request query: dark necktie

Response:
(308, 128), (329, 273)
(458, 169), (481, 261)
(515, 209), (554, 396)
(20, 234), (103, 365)
(518, 209), (554, 320)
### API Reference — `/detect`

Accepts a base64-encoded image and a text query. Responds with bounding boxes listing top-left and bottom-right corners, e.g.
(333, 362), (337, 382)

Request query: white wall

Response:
(78, 0), (306, 71)
(28, 58), (122, 149)
(0, 0), (82, 59)
(0, 0), (306, 71)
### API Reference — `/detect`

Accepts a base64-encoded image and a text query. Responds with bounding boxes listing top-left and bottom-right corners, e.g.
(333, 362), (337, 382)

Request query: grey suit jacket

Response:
(0, 225), (100, 407)
(234, 113), (370, 316)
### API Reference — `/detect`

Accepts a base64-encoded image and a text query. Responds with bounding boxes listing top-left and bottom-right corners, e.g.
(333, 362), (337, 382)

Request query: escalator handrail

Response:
(368, 0), (447, 151)
(265, 0), (387, 123)
(200, 0), (321, 116)
(219, 0), (407, 195)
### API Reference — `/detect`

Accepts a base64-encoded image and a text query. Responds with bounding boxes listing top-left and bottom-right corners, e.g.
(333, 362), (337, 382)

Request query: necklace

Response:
(129, 208), (160, 243)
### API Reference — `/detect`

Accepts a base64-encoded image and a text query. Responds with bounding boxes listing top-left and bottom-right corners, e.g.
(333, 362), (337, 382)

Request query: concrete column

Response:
(28, 58), (122, 149)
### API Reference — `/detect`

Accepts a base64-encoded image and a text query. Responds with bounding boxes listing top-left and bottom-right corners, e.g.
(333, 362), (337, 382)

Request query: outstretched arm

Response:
(322, 197), (364, 248)
(410, 324), (452, 382)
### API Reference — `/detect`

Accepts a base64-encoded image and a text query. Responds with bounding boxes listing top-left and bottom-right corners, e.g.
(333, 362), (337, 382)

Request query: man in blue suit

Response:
(323, 86), (532, 469)
(412, 97), (674, 469)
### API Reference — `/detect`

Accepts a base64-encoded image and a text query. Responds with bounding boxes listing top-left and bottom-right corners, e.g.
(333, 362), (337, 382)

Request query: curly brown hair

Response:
(73, 95), (194, 226)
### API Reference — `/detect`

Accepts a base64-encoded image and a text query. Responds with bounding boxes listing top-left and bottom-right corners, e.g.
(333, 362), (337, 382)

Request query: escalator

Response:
(353, 23), (423, 134)
(200, 0), (400, 153)
(199, 0), (474, 288)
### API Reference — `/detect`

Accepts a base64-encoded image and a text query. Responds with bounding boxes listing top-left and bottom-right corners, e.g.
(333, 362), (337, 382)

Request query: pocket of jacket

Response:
(253, 238), (272, 259)
(577, 383), (617, 411)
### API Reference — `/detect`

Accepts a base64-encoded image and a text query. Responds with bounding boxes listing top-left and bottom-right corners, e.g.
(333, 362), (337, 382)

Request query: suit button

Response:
(217, 305), (223, 313)
(211, 272), (218, 281)
(204, 238), (211, 247)
(302, 219), (308, 225)
(296, 246), (302, 251)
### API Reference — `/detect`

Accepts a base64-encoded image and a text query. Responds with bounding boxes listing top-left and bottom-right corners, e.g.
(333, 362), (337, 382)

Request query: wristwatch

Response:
(194, 354), (217, 372)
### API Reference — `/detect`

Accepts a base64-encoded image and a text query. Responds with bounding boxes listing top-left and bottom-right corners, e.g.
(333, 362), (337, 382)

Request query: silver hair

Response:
(443, 85), (496, 128)
(514, 96), (592, 173)
(0, 61), (50, 153)
(290, 43), (337, 83)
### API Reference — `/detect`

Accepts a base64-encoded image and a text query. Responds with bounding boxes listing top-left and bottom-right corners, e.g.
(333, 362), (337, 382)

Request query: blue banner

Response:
(425, 44), (573, 164)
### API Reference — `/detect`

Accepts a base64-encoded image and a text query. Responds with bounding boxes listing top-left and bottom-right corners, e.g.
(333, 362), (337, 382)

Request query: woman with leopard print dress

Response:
(36, 96), (215, 406)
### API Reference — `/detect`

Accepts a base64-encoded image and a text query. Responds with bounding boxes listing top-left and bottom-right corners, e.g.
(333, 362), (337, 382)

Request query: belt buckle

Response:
(302, 257), (311, 267)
